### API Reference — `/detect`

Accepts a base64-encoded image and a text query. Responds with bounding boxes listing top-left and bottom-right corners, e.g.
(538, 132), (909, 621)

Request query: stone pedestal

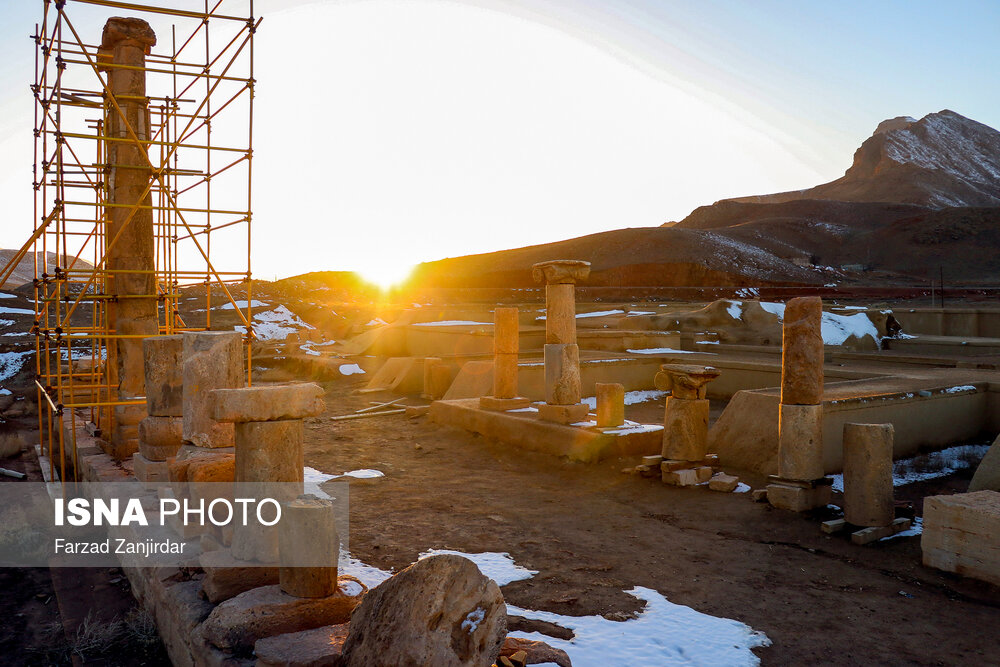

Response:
(777, 404), (825, 481)
(278, 496), (340, 598)
(143, 335), (184, 416)
(843, 423), (894, 527)
(596, 382), (625, 428)
(183, 331), (243, 448)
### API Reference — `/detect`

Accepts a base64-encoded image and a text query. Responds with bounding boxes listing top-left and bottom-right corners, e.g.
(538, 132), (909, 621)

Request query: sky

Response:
(1, 0), (998, 287)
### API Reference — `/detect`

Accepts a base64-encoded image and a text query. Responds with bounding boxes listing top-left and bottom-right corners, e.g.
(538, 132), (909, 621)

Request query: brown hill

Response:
(0, 250), (95, 289)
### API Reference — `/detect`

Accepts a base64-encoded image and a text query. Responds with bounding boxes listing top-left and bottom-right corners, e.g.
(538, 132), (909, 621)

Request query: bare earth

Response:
(307, 378), (1000, 666)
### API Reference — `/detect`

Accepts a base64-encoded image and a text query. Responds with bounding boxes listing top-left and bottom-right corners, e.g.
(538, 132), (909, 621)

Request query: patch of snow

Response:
(507, 407), (538, 413)
(238, 305), (314, 341)
(0, 388), (11, 396)
(340, 551), (394, 588)
(0, 319), (14, 327)
(697, 340), (720, 345)
(216, 299), (267, 310)
(304, 466), (338, 485)
(461, 607), (486, 633)
(750, 301), (883, 346)
(299, 345), (320, 356)
(536, 310), (625, 321)
(626, 311), (656, 316)
(340, 580), (365, 597)
(758, 301), (785, 318)
(581, 390), (667, 410)
(339, 363), (366, 376)
(603, 424), (664, 435)
(419, 550), (538, 586)
(0, 293), (16, 299)
(734, 483), (751, 493)
(726, 301), (742, 320)
(944, 385), (977, 394)
(0, 306), (34, 315)
(343, 469), (384, 479)
(830, 443), (990, 492)
(880, 517), (923, 541)
(626, 348), (704, 355)
(413, 320), (490, 327)
(734, 287), (759, 298)
(366, 318), (387, 326)
(0, 351), (32, 383)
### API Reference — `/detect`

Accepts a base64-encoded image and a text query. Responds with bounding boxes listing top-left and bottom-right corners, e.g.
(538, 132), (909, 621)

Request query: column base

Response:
(536, 403), (589, 424)
(478, 396), (531, 411)
(766, 476), (833, 512)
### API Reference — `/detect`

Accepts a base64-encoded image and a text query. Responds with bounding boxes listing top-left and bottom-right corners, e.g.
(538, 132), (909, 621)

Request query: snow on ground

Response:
(338, 363), (365, 376)
(0, 293), (16, 299)
(626, 348), (705, 355)
(581, 390), (667, 409)
(726, 301), (742, 320)
(944, 384), (977, 394)
(536, 310), (625, 321)
(413, 320), (491, 327)
(366, 318), (387, 326)
(213, 299), (267, 310)
(737, 301), (882, 346)
(830, 443), (991, 492)
(338, 549), (769, 666)
(0, 350), (32, 383)
(0, 306), (34, 315)
(235, 305), (314, 341)
(0, 319), (14, 327)
(881, 517), (923, 541)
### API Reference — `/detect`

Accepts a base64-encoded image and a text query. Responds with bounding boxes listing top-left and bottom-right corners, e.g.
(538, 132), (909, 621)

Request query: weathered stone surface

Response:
(494, 307), (520, 355)
(200, 548), (279, 603)
(655, 364), (720, 400)
(423, 358), (450, 400)
(922, 490), (1000, 586)
(133, 452), (170, 486)
(479, 396), (530, 412)
(780, 296), (824, 405)
(535, 402), (589, 425)
(143, 335), (183, 416)
(211, 383), (324, 423)
(843, 423), (894, 527)
(340, 554), (506, 667)
(969, 433), (1000, 492)
(661, 397), (709, 462)
(531, 259), (591, 285)
(500, 637), (572, 667)
(543, 283), (577, 345)
(201, 580), (366, 653)
(662, 468), (699, 486)
(279, 496), (340, 598)
(493, 353), (519, 399)
(182, 331), (242, 447)
(777, 403), (824, 481)
(234, 420), (304, 484)
(709, 472), (740, 492)
(168, 451), (234, 484)
(138, 415), (183, 460)
(694, 465), (714, 483)
(254, 624), (350, 667)
(544, 343), (581, 405)
(766, 481), (831, 512)
(595, 382), (625, 428)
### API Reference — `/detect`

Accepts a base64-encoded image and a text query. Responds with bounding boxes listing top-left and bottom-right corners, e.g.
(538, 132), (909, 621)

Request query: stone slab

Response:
(479, 396), (531, 412)
(778, 403), (824, 481)
(766, 481), (832, 512)
(851, 518), (911, 545)
(211, 383), (324, 423)
(922, 490), (1000, 585)
(200, 548), (279, 603)
(254, 623), (349, 667)
(143, 334), (184, 416)
(709, 473), (739, 492)
(430, 398), (660, 463)
(536, 401), (590, 424)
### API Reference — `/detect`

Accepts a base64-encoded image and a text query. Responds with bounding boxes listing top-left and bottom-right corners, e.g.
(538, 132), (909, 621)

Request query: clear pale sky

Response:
(1, 0), (998, 287)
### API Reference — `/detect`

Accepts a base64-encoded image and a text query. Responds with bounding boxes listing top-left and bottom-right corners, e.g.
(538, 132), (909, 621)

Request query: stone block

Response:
(766, 481), (831, 512)
(596, 382), (625, 428)
(479, 396), (531, 411)
(234, 420), (304, 484)
(200, 580), (366, 653)
(662, 468), (699, 486)
(780, 296), (824, 405)
(694, 466), (714, 483)
(211, 383), (324, 423)
(143, 334), (183, 416)
(278, 496), (340, 598)
(254, 624), (350, 667)
(709, 473), (739, 492)
(778, 403), (824, 481)
(422, 358), (451, 400)
(544, 343), (581, 405)
(544, 283), (577, 345)
(660, 459), (692, 472)
(133, 452), (171, 486)
(138, 415), (183, 460)
(851, 518), (911, 545)
(922, 491), (1000, 585)
(200, 548), (279, 603)
(641, 455), (663, 467)
(661, 397), (709, 461)
(493, 307), (520, 355)
(536, 402), (589, 425)
(182, 331), (242, 448)
(843, 422), (894, 527)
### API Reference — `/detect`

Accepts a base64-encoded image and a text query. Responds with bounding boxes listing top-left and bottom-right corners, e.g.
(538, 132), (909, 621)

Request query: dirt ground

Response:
(306, 378), (1000, 666)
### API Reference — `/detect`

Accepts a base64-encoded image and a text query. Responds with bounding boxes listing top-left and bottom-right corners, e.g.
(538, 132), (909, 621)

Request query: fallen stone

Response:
(479, 396), (531, 412)
(751, 488), (768, 502)
(211, 383), (325, 423)
(340, 554), (506, 667)
(709, 473), (739, 492)
(405, 405), (430, 418)
(694, 466), (714, 483)
(766, 481), (831, 512)
(200, 580), (365, 653)
(500, 636), (572, 667)
(641, 455), (663, 467)
(662, 468), (699, 487)
(254, 623), (350, 667)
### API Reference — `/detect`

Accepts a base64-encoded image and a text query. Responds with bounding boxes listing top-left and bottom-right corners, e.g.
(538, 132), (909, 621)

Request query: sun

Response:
(358, 262), (416, 291)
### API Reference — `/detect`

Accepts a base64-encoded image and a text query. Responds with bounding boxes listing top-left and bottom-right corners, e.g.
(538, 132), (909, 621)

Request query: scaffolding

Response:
(0, 0), (259, 481)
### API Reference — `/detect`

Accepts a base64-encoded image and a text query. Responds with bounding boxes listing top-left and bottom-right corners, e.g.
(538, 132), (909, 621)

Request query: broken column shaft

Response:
(843, 423), (895, 527)
(278, 495), (340, 598)
(595, 382), (625, 428)
(98, 17), (159, 459)
(135, 335), (183, 486)
(480, 307), (529, 410)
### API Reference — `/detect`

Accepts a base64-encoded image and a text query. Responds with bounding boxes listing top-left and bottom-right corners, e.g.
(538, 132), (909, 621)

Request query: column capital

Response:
(655, 364), (720, 399)
(532, 260), (590, 285)
(102, 17), (157, 53)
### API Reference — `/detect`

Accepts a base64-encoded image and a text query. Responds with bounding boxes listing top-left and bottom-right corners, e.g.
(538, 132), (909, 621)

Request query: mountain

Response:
(0, 251), (95, 289)
(711, 110), (1000, 209)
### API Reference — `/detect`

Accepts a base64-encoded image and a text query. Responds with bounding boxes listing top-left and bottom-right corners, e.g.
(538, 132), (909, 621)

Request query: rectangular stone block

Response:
(661, 397), (709, 462)
(766, 481), (831, 512)
(596, 382), (625, 428)
(278, 497), (340, 598)
(922, 491), (1000, 585)
(479, 396), (530, 412)
(212, 383), (324, 423)
(544, 343), (581, 405)
(851, 518), (911, 545)
(662, 468), (699, 487)
(535, 402), (589, 424)
(493, 307), (520, 355)
(200, 549), (279, 603)
(843, 422), (894, 527)
(133, 452), (171, 486)
(183, 331), (242, 447)
(709, 473), (739, 492)
(143, 335), (184, 416)
(778, 403), (824, 481)
(138, 415), (183, 460)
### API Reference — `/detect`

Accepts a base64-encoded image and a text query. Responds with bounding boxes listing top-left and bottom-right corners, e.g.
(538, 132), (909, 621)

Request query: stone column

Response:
(843, 423), (895, 527)
(595, 382), (625, 428)
(98, 18), (159, 459)
(211, 382), (324, 563)
(532, 260), (590, 424)
(183, 331), (243, 449)
(768, 297), (832, 511)
(278, 495), (340, 598)
(135, 335), (183, 486)
(657, 364), (719, 461)
(480, 307), (529, 411)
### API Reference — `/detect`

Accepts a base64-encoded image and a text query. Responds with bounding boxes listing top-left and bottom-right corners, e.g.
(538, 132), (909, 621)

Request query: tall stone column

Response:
(98, 18), (159, 459)
(843, 423), (895, 527)
(480, 307), (529, 411)
(768, 297), (832, 511)
(532, 260), (590, 424)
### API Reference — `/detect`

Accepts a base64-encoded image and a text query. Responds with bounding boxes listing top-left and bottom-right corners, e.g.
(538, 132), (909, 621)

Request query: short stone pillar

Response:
(135, 335), (184, 486)
(183, 331), (243, 448)
(422, 358), (451, 401)
(480, 307), (529, 411)
(278, 495), (340, 598)
(211, 382), (324, 562)
(656, 364), (719, 461)
(843, 423), (894, 527)
(768, 297), (831, 512)
(532, 260), (591, 424)
(595, 382), (625, 428)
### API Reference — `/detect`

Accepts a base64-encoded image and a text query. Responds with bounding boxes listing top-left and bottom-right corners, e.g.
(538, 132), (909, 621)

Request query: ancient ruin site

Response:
(1, 1), (1000, 666)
